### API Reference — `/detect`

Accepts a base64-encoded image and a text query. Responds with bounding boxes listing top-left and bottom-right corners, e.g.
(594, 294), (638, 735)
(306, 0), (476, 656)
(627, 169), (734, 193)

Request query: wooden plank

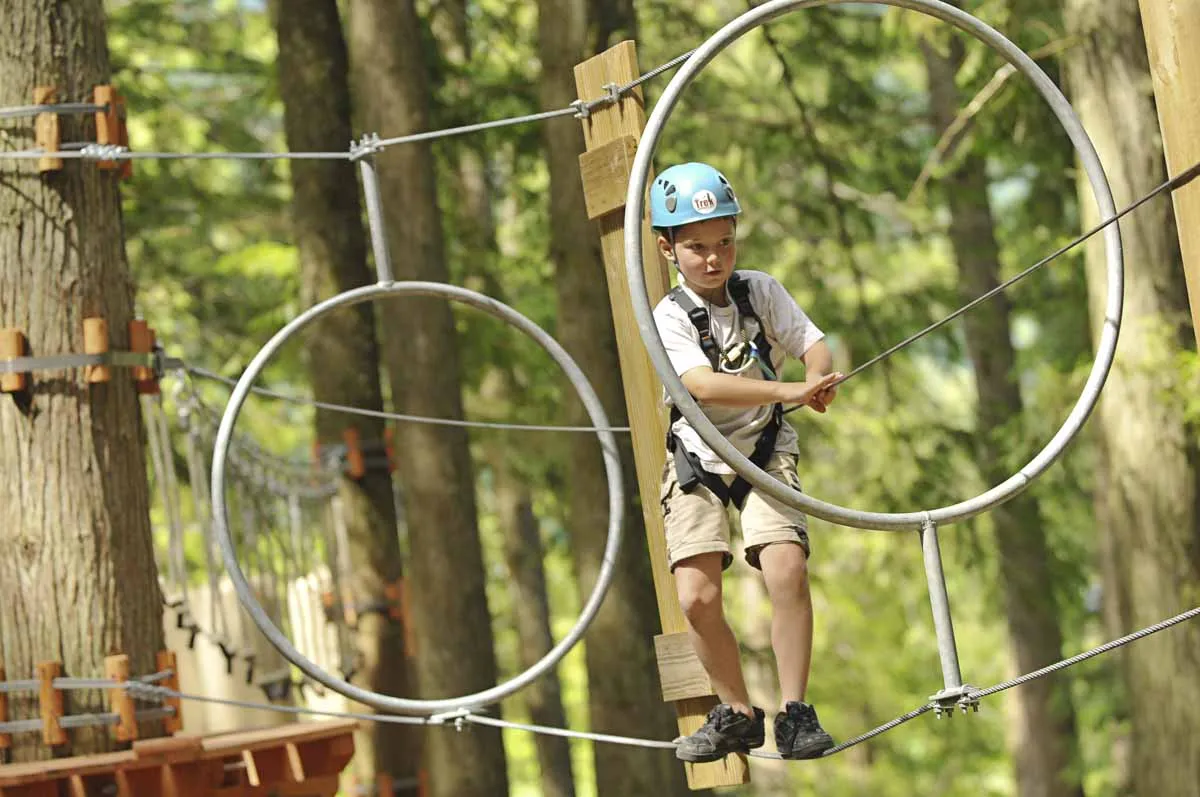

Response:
(578, 136), (640, 220)
(133, 734), (204, 761)
(574, 40), (749, 790)
(201, 719), (359, 754)
(654, 632), (714, 702)
(1138, 0), (1200, 345)
(0, 752), (134, 785)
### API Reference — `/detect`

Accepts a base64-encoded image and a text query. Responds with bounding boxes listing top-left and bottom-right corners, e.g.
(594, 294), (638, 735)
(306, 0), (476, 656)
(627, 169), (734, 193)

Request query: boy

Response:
(650, 162), (841, 763)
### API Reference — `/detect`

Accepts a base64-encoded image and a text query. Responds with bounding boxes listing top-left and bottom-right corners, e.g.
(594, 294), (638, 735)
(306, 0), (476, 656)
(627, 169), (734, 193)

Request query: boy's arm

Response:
(681, 366), (841, 409)
(800, 340), (838, 413)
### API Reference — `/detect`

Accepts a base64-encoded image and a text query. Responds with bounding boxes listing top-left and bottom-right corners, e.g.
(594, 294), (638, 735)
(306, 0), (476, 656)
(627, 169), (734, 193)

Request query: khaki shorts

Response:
(660, 451), (811, 571)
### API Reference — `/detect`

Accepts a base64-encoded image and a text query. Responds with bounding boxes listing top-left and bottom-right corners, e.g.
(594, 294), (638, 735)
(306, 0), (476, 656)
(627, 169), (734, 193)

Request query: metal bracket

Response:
(0, 349), (155, 375)
(348, 133), (384, 162)
(570, 83), (622, 120)
(427, 707), (473, 731)
(930, 685), (980, 718)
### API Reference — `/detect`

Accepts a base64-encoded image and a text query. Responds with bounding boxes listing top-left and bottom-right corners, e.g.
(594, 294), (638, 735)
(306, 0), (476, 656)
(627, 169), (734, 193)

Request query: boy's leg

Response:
(757, 542), (813, 706)
(741, 453), (834, 759)
(673, 552), (765, 762)
(661, 459), (765, 763)
(674, 552), (753, 715)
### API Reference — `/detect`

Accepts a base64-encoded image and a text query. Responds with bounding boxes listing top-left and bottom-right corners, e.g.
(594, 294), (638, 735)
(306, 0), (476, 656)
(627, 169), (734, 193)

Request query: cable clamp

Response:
(572, 83), (623, 120)
(427, 707), (472, 729)
(349, 133), (384, 161)
(929, 685), (978, 718)
(78, 143), (128, 161)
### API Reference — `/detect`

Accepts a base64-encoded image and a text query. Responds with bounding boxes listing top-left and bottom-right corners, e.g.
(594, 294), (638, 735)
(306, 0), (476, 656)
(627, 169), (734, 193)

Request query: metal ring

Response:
(211, 282), (624, 715)
(624, 0), (1122, 530)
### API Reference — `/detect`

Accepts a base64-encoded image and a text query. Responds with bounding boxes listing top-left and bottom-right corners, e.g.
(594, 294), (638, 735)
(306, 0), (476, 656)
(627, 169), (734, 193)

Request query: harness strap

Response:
(666, 273), (784, 510)
(728, 273), (773, 368)
(669, 286), (720, 370)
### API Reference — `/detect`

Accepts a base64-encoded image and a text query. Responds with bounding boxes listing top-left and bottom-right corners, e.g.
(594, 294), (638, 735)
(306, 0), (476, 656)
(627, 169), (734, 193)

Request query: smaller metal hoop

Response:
(211, 282), (624, 715)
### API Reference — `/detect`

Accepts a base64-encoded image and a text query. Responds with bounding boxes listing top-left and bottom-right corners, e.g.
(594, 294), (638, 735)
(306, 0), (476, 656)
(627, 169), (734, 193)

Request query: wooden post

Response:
(0, 328), (26, 393)
(1138, 0), (1200, 343)
(156, 651), (183, 734)
(36, 661), (67, 746)
(105, 654), (138, 743)
(0, 665), (10, 752)
(83, 317), (110, 384)
(33, 87), (62, 173)
(574, 41), (749, 788)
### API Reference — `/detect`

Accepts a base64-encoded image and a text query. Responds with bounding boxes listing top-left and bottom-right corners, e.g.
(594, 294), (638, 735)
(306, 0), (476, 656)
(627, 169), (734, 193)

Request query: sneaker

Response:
(675, 704), (765, 763)
(775, 701), (834, 760)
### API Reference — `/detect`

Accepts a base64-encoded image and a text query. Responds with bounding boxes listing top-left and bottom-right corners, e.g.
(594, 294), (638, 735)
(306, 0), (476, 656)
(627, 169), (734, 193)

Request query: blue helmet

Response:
(650, 162), (741, 230)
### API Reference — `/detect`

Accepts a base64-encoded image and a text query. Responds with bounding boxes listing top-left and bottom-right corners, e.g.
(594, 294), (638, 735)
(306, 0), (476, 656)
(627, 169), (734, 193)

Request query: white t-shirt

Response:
(653, 269), (824, 475)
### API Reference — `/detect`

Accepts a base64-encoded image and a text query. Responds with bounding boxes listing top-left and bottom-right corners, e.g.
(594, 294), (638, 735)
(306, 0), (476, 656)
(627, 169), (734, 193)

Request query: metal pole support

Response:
(354, 138), (394, 284)
(920, 517), (975, 716)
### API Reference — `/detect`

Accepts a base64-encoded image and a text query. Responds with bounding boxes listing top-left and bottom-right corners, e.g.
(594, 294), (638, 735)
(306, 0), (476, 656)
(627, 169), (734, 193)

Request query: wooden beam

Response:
(574, 40), (749, 789)
(1138, 0), (1200, 343)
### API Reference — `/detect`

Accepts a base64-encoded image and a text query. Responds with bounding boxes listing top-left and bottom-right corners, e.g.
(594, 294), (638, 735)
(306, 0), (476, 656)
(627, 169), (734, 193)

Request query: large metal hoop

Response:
(211, 282), (624, 715)
(625, 0), (1123, 530)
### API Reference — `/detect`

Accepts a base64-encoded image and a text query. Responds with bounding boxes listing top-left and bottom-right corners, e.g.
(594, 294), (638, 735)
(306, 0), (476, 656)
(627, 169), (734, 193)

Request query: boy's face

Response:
(658, 217), (738, 293)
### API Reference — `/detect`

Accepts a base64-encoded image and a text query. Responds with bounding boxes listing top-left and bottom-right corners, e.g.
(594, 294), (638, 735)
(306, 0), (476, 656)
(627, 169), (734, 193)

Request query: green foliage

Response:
(104, 0), (1147, 793)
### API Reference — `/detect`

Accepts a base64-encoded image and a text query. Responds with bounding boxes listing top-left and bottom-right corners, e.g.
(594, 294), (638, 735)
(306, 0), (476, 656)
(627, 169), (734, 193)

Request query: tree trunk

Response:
(271, 0), (419, 787)
(587, 0), (637, 55)
(436, 5), (577, 781)
(923, 37), (1084, 797)
(345, 3), (509, 795)
(537, 1), (692, 794)
(0, 0), (165, 761)
(1063, 3), (1200, 794)
(483, 437), (577, 797)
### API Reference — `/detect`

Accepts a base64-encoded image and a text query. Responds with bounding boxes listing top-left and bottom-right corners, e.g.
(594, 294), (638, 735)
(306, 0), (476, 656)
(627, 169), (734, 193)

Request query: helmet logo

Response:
(692, 189), (718, 214)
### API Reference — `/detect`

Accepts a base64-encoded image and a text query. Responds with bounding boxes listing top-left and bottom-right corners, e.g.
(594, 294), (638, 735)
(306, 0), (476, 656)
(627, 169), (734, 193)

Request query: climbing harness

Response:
(666, 272), (783, 510)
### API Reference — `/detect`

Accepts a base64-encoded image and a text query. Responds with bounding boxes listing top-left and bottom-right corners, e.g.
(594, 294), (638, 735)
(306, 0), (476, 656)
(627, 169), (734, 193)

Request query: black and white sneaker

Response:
(774, 701), (834, 760)
(675, 704), (765, 763)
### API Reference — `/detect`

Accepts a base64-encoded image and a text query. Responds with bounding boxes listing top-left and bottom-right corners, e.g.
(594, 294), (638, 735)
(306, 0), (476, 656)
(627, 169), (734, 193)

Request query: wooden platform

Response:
(0, 719), (357, 797)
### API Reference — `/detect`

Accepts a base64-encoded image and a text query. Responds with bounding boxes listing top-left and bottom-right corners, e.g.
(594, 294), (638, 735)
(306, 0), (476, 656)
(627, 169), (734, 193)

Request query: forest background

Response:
(0, 1), (1197, 797)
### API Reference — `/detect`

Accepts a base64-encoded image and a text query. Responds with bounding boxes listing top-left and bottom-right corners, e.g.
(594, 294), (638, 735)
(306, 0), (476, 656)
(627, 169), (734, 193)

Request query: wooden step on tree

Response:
(0, 719), (356, 797)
